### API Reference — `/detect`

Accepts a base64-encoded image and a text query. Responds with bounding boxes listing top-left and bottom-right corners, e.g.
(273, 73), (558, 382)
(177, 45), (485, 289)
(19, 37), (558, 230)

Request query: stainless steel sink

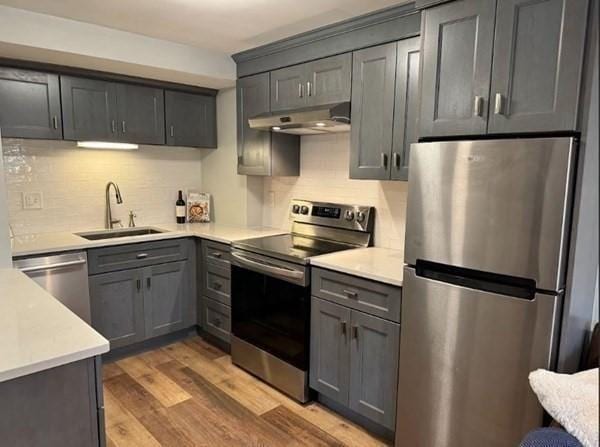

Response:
(76, 227), (167, 241)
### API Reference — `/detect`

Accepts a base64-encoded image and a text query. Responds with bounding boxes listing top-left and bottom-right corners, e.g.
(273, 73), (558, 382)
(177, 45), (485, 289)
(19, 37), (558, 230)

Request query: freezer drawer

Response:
(405, 137), (576, 291)
(396, 267), (561, 447)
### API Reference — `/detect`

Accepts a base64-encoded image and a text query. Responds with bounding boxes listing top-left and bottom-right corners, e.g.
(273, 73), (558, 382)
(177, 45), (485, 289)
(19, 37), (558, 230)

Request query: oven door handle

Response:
(231, 252), (304, 281)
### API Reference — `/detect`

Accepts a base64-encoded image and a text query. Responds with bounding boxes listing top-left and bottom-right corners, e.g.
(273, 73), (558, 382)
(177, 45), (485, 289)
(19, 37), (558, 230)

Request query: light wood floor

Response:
(103, 336), (391, 447)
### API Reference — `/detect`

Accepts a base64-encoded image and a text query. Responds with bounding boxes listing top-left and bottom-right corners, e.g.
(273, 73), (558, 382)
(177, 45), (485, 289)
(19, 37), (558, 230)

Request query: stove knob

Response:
(344, 210), (355, 221)
(356, 211), (366, 223)
(300, 205), (309, 215)
(292, 204), (300, 214)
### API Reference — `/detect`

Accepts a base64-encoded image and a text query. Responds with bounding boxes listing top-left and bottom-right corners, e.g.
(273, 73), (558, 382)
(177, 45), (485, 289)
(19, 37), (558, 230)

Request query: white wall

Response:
(0, 137), (11, 267)
(0, 5), (235, 88)
(201, 88), (264, 227)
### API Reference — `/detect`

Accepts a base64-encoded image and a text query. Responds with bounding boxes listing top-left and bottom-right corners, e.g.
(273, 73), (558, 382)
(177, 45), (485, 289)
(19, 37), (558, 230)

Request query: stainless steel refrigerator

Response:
(396, 137), (577, 447)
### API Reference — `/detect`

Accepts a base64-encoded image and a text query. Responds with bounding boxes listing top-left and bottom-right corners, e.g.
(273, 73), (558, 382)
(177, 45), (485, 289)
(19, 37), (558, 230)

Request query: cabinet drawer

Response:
(88, 239), (189, 274)
(311, 268), (401, 322)
(203, 264), (231, 305)
(202, 240), (231, 268)
(201, 298), (231, 343)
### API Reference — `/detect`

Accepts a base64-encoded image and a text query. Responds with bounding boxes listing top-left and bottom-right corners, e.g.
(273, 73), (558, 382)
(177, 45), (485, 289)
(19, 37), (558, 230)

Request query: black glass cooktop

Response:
(232, 233), (355, 265)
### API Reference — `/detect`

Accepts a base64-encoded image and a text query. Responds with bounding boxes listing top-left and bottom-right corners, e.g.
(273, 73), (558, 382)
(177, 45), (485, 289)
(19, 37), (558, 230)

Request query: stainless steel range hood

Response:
(248, 102), (350, 135)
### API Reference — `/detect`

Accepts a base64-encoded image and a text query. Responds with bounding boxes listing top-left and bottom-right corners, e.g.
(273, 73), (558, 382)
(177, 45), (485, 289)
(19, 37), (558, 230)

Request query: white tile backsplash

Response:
(262, 133), (408, 250)
(2, 138), (203, 235)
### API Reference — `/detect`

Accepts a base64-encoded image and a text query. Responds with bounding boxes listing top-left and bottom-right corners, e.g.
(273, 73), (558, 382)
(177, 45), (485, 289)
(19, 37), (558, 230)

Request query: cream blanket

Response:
(529, 368), (599, 447)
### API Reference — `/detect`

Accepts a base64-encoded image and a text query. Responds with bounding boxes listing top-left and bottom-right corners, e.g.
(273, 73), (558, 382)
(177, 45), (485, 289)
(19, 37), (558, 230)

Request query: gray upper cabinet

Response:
(487, 0), (588, 133)
(270, 64), (307, 112)
(116, 83), (165, 145)
(349, 311), (400, 431)
(419, 0), (496, 138)
(350, 42), (397, 180)
(391, 37), (420, 181)
(305, 53), (352, 107)
(237, 73), (300, 176)
(89, 268), (145, 349)
(61, 76), (118, 141)
(0, 68), (62, 139)
(310, 297), (351, 404)
(165, 90), (217, 148)
(270, 53), (352, 112)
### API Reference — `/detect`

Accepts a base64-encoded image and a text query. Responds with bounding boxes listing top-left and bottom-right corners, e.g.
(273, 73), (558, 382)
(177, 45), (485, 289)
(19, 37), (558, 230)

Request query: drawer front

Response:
(88, 239), (189, 274)
(202, 298), (231, 343)
(202, 240), (231, 268)
(203, 264), (231, 305)
(311, 268), (401, 322)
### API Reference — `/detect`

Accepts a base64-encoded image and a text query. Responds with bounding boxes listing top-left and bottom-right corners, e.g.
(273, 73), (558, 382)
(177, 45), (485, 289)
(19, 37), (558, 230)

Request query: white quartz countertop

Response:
(311, 247), (405, 286)
(11, 223), (286, 257)
(0, 269), (109, 383)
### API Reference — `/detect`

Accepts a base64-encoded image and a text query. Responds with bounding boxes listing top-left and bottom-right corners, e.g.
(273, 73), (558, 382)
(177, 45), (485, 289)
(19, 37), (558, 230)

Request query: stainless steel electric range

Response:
(230, 199), (374, 402)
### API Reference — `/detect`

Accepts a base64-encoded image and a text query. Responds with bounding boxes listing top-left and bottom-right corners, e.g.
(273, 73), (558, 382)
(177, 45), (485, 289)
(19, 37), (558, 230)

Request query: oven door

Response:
(231, 250), (310, 371)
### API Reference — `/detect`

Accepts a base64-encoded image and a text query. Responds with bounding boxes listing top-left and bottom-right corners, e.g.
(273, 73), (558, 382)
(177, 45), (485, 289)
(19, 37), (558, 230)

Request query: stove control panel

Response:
(289, 199), (374, 232)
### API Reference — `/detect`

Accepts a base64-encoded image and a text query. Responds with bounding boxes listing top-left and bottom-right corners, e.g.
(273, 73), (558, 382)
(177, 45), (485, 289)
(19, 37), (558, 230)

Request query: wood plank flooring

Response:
(103, 336), (391, 447)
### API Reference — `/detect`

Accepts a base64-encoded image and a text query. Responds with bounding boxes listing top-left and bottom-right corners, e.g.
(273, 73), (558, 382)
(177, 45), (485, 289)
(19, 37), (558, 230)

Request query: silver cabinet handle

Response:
(298, 83), (304, 98)
(473, 96), (484, 117)
(52, 116), (58, 129)
(494, 93), (505, 115)
(122, 121), (126, 133)
(147, 277), (151, 288)
(214, 318), (222, 327)
(211, 252), (222, 259)
(136, 279), (141, 291)
(307, 81), (312, 97)
(343, 289), (358, 299)
(393, 152), (401, 169)
(352, 325), (359, 340)
(213, 281), (222, 290)
(19, 259), (86, 273)
(111, 120), (116, 133)
(340, 321), (347, 336)
(381, 153), (388, 168)
(170, 125), (174, 137)
(136, 253), (149, 259)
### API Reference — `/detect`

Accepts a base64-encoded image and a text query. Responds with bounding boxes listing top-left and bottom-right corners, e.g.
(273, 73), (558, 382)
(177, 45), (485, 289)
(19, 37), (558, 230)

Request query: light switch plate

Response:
(22, 192), (43, 210)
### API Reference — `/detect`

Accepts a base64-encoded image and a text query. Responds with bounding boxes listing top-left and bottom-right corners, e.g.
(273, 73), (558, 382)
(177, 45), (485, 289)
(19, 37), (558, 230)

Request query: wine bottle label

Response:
(176, 206), (186, 218)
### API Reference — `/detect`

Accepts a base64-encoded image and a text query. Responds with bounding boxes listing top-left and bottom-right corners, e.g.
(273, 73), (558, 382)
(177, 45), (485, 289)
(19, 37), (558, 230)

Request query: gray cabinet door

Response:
(116, 83), (165, 144)
(419, 0), (496, 137)
(143, 261), (189, 338)
(61, 76), (119, 141)
(165, 90), (217, 148)
(270, 64), (307, 111)
(237, 73), (272, 175)
(349, 310), (400, 430)
(0, 68), (62, 139)
(305, 53), (352, 107)
(89, 268), (145, 349)
(309, 297), (351, 405)
(487, 0), (588, 133)
(391, 38), (420, 181)
(350, 42), (397, 180)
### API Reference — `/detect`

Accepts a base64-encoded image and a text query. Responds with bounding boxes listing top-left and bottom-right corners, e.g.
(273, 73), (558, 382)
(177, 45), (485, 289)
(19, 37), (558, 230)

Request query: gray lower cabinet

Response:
(237, 73), (300, 176)
(61, 76), (119, 141)
(487, 0), (588, 133)
(310, 295), (401, 431)
(165, 90), (217, 148)
(0, 68), (62, 139)
(201, 297), (232, 343)
(116, 83), (165, 144)
(350, 42), (397, 180)
(0, 357), (104, 447)
(89, 268), (145, 349)
(419, 0), (496, 138)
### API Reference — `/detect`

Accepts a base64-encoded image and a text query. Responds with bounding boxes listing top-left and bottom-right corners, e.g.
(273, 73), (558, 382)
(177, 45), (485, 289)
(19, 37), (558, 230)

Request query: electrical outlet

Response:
(22, 192), (43, 210)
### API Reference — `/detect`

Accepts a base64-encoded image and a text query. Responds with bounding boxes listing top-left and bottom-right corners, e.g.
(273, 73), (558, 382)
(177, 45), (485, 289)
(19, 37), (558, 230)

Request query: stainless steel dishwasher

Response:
(14, 252), (92, 324)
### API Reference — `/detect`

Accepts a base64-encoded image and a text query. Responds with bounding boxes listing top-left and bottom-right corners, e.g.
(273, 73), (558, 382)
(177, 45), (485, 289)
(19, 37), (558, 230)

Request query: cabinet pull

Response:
(298, 83), (304, 98)
(121, 121), (126, 133)
(214, 318), (222, 327)
(343, 289), (358, 299)
(170, 125), (175, 137)
(136, 253), (149, 259)
(340, 321), (347, 336)
(213, 282), (222, 290)
(473, 96), (484, 117)
(147, 277), (151, 288)
(381, 153), (388, 168)
(306, 81), (312, 97)
(111, 120), (116, 133)
(211, 252), (222, 259)
(52, 116), (58, 129)
(352, 325), (359, 340)
(136, 279), (141, 291)
(494, 93), (505, 115)
(393, 152), (401, 169)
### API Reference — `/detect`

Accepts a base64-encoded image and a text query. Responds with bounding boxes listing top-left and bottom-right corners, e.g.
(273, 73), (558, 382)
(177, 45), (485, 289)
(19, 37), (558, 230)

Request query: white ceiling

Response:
(0, 0), (411, 54)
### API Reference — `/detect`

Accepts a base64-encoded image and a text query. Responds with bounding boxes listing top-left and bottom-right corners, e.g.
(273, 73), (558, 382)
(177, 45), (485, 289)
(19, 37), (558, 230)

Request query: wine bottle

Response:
(176, 190), (186, 224)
